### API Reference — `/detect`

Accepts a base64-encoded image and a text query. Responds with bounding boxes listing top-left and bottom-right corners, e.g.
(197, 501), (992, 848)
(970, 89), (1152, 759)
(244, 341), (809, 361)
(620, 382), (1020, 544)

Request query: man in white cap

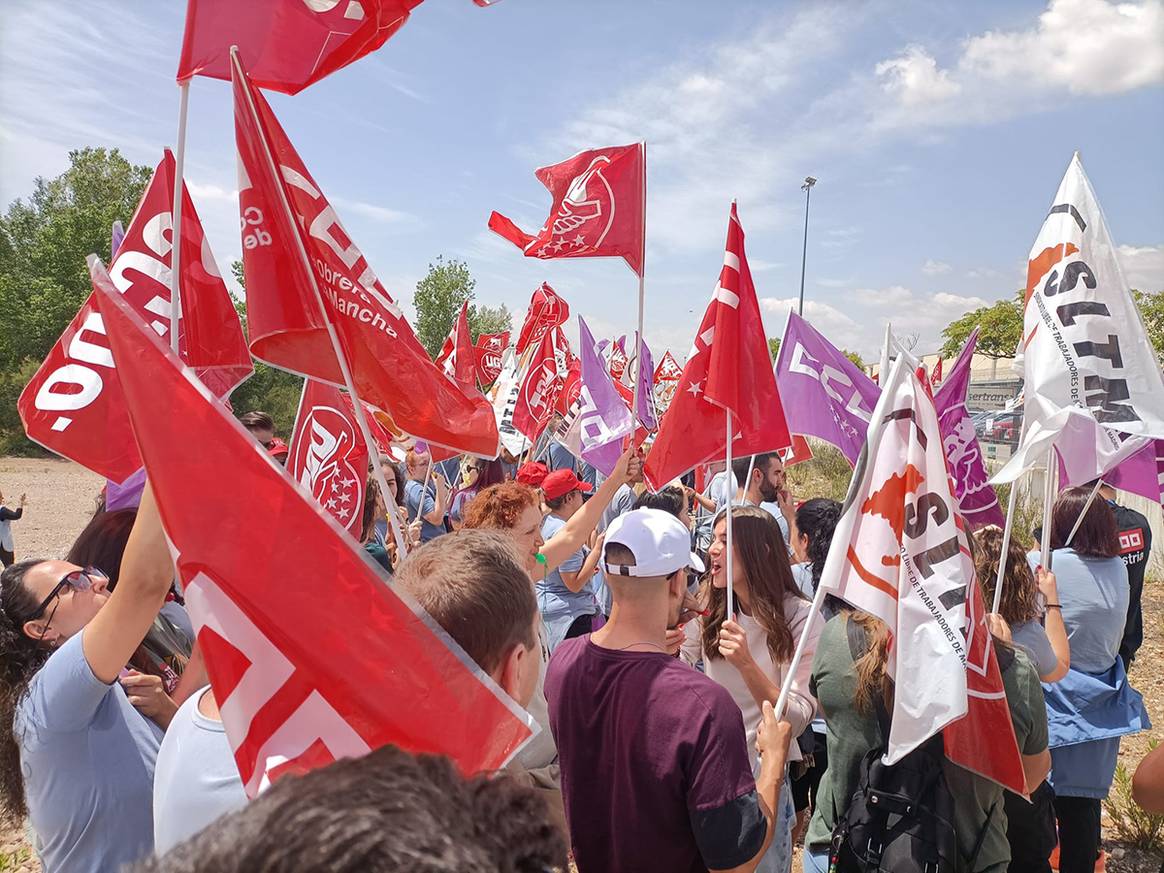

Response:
(544, 508), (792, 873)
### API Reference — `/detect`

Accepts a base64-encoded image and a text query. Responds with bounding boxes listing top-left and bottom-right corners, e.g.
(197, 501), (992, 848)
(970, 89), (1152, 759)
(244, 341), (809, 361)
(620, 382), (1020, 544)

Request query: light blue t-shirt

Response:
(1027, 548), (1128, 674)
(1011, 620), (1057, 678)
(791, 561), (815, 599)
(537, 514), (600, 652)
(404, 478), (445, 542)
(153, 687), (247, 854)
(541, 440), (576, 473)
(16, 632), (162, 873)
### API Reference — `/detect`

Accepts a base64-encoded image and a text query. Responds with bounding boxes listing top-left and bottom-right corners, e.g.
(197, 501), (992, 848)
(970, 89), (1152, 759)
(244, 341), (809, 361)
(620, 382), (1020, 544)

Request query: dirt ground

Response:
(0, 456), (1160, 871)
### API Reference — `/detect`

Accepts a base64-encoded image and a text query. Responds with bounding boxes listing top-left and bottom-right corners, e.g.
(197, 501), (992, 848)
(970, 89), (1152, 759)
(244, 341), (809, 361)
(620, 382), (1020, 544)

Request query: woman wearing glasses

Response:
(448, 456), (506, 531)
(0, 484), (174, 873)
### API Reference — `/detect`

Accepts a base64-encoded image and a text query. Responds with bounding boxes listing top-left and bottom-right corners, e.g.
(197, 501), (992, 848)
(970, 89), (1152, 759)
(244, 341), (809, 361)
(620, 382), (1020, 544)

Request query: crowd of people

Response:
(0, 410), (1159, 873)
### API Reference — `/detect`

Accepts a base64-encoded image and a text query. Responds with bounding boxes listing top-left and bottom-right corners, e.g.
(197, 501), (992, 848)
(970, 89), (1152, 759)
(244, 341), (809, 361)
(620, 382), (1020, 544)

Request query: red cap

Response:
(516, 461), (549, 487)
(266, 437), (289, 458)
(542, 468), (594, 500)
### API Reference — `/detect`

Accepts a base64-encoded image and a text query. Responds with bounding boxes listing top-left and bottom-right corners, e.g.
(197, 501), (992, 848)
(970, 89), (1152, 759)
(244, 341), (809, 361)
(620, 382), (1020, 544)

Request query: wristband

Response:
(1045, 604), (1062, 610)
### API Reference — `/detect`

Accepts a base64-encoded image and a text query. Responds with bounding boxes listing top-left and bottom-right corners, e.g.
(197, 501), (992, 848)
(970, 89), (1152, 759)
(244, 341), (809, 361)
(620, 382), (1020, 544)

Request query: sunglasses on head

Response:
(31, 567), (106, 619)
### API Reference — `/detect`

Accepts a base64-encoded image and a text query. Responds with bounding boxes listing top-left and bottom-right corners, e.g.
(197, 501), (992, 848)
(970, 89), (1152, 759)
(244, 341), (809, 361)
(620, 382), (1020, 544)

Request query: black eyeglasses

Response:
(31, 567), (105, 620)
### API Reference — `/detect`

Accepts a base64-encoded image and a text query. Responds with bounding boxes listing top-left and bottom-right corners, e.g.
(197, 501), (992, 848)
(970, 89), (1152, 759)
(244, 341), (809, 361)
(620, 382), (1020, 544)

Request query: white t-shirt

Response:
(152, 687), (247, 854)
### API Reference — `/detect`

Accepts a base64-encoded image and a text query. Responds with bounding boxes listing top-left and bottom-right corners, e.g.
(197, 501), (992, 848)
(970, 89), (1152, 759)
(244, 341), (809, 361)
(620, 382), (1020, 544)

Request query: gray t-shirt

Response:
(15, 632), (162, 873)
(1011, 620), (1057, 678)
(153, 687), (247, 854)
(1027, 549), (1128, 673)
(599, 483), (635, 533)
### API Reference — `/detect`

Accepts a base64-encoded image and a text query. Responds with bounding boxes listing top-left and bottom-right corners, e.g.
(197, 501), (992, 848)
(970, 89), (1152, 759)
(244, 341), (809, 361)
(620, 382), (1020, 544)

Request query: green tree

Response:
(1133, 289), (1164, 363)
(940, 293), (1023, 359)
(413, 257), (476, 357)
(768, 337), (781, 361)
(0, 148), (152, 453)
(471, 303), (512, 341)
(843, 350), (866, 370)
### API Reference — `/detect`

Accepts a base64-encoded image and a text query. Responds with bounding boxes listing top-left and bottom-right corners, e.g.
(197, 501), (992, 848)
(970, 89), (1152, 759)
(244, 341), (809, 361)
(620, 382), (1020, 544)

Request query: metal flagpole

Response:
(1065, 478), (1103, 547)
(231, 48), (408, 562)
(725, 411), (735, 619)
(878, 322), (892, 385)
(169, 81), (191, 354)
(992, 473), (1022, 614)
(774, 575), (829, 719)
(630, 141), (647, 433)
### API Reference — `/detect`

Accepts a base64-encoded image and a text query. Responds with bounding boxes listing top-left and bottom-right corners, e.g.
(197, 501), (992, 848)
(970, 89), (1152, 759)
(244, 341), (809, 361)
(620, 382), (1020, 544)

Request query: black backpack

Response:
(828, 618), (993, 873)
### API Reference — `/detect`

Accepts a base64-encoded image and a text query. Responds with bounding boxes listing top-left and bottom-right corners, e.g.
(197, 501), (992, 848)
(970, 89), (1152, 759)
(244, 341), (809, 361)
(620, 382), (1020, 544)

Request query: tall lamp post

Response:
(797, 176), (817, 316)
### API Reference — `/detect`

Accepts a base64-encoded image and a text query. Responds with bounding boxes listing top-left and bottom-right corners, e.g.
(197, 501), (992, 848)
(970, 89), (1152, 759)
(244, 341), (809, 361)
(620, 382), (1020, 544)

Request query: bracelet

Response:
(1045, 604), (1062, 610)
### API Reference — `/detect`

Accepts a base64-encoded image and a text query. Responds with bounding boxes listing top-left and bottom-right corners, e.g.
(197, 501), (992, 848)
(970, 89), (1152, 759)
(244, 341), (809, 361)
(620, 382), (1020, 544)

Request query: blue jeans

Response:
(801, 848), (829, 873)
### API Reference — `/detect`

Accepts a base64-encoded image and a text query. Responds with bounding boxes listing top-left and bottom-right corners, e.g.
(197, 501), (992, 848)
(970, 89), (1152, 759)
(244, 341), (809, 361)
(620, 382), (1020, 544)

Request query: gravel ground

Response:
(0, 457), (1159, 871)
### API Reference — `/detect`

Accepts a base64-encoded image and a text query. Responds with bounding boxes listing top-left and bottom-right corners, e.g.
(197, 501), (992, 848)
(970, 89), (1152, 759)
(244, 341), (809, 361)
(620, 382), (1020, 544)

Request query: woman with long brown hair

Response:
(974, 526), (1070, 683)
(680, 505), (817, 873)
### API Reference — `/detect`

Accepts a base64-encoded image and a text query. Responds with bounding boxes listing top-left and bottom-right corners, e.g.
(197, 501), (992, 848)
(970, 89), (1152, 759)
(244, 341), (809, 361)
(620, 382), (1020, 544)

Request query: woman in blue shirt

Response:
(537, 469), (605, 652)
(0, 484), (175, 873)
(1030, 486), (1144, 873)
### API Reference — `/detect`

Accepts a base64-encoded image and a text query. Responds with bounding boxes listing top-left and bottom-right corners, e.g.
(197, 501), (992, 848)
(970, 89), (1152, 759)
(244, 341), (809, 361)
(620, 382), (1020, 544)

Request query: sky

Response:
(1, 0), (1162, 362)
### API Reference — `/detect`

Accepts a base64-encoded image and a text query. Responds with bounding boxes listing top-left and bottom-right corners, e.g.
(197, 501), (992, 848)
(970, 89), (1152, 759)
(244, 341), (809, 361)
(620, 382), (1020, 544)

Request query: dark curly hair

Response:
(795, 498), (842, 593)
(132, 744), (567, 873)
(0, 559), (52, 822)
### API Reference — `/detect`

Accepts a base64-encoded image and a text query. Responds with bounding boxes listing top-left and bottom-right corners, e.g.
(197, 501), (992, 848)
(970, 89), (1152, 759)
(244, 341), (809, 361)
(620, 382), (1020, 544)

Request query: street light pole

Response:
(797, 176), (817, 316)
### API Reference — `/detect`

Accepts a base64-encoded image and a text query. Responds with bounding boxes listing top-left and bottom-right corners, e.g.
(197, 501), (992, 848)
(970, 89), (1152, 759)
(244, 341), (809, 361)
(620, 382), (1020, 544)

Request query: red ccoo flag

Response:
(178, 0), (421, 95)
(232, 52), (498, 457)
(18, 150), (251, 483)
(645, 203), (790, 488)
(434, 301), (477, 391)
(930, 356), (943, 387)
(514, 283), (569, 356)
(287, 380), (368, 538)
(489, 143), (645, 277)
(89, 255), (534, 797)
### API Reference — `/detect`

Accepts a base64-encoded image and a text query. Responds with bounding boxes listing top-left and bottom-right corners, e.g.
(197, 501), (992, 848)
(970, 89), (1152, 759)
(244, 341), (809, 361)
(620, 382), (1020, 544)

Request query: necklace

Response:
(612, 640), (668, 652)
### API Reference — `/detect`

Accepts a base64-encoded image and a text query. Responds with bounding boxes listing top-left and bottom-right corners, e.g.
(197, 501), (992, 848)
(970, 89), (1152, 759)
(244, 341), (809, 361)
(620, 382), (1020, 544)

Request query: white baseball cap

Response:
(603, 508), (706, 578)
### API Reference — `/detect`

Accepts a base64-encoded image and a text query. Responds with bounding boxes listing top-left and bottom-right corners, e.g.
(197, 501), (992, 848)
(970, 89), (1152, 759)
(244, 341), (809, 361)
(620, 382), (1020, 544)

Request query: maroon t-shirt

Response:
(545, 636), (765, 873)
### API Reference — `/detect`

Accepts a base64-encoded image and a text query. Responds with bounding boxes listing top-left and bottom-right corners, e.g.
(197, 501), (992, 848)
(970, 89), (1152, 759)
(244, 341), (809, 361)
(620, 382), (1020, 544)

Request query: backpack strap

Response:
(967, 799), (998, 867)
(844, 615), (892, 742)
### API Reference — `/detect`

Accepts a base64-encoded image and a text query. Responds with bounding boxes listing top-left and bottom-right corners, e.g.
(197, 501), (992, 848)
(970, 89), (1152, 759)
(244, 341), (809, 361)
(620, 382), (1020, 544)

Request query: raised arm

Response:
(82, 484), (174, 684)
(541, 450), (640, 572)
(1035, 568), (1070, 682)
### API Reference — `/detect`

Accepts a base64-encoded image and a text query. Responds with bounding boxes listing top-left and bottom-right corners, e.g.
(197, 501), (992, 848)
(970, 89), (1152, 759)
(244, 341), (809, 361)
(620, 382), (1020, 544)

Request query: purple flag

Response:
(933, 329), (1005, 529)
(111, 220), (126, 258)
(1085, 438), (1164, 504)
(565, 317), (634, 476)
(635, 334), (658, 432)
(773, 312), (879, 465)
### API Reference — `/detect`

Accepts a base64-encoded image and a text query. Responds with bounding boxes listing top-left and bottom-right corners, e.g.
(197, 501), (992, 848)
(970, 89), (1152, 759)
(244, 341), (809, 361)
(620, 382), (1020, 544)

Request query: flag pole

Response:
(878, 322), (892, 384)
(1065, 478), (1103, 547)
(630, 140), (647, 434)
(992, 472), (1022, 614)
(230, 48), (408, 563)
(1039, 453), (1057, 570)
(774, 573), (829, 719)
(725, 410), (735, 619)
(169, 80), (191, 354)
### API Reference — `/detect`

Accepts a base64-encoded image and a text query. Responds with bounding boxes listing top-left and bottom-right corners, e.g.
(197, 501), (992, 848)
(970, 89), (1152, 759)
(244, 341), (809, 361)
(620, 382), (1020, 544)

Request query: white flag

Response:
(995, 153), (1164, 485)
(819, 353), (970, 764)
(490, 346), (530, 457)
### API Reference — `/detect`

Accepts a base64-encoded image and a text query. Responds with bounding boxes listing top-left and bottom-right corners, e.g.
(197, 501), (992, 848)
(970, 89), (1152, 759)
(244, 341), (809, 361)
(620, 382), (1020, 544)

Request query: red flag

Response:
(489, 143), (645, 277)
(474, 332), (509, 386)
(90, 255), (533, 797)
(645, 203), (790, 488)
(930, 356), (944, 387)
(512, 329), (561, 443)
(781, 434), (815, 467)
(653, 350), (682, 383)
(178, 0), (421, 94)
(18, 151), (251, 482)
(434, 302), (477, 391)
(608, 338), (629, 383)
(514, 283), (569, 356)
(556, 351), (581, 416)
(232, 53), (498, 457)
(287, 380), (368, 538)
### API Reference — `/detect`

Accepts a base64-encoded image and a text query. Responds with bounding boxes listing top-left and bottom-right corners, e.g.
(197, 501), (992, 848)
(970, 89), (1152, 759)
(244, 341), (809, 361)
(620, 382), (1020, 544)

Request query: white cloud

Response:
(855, 285), (915, 306)
(922, 258), (952, 275)
(761, 296), (865, 351)
(1118, 243), (1164, 291)
(872, 0), (1164, 130)
(333, 198), (419, 226)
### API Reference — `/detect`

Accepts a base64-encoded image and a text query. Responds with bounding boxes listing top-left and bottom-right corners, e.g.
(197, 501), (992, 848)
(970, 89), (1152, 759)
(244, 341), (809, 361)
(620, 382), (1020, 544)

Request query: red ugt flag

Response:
(645, 203), (790, 488)
(18, 150), (251, 483)
(515, 283), (569, 356)
(90, 256), (534, 797)
(178, 0), (421, 94)
(287, 380), (368, 539)
(232, 53), (498, 457)
(474, 331), (509, 386)
(512, 328), (561, 443)
(489, 143), (645, 277)
(434, 302), (477, 391)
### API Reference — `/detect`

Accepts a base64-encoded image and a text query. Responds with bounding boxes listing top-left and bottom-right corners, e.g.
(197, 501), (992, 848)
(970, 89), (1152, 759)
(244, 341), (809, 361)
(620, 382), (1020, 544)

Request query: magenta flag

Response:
(933, 329), (1005, 529)
(1085, 438), (1164, 504)
(773, 312), (880, 465)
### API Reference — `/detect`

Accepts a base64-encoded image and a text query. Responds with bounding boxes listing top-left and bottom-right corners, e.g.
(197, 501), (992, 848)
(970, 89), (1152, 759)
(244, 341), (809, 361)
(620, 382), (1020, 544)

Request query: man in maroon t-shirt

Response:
(545, 508), (791, 873)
